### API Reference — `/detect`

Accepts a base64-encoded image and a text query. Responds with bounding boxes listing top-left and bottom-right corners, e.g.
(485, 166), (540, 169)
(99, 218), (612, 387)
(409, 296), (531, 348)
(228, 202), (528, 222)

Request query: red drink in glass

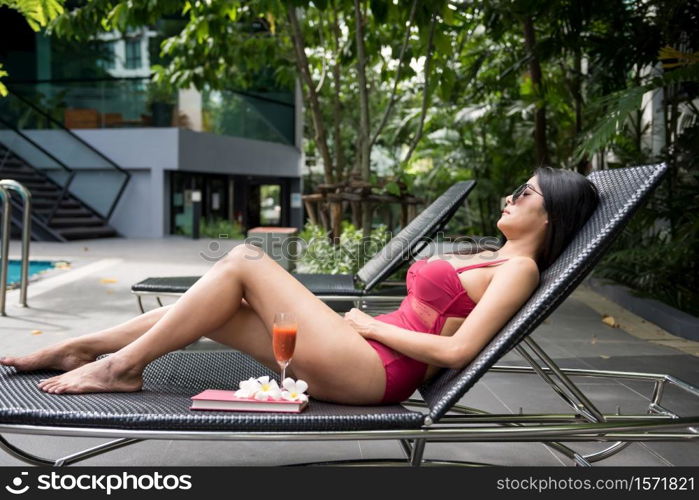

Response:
(273, 325), (297, 363)
(272, 312), (297, 384)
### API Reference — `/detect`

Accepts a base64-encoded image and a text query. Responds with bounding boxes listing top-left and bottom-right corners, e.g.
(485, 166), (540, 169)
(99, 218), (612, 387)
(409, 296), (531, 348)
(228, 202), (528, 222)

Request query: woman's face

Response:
(496, 175), (548, 238)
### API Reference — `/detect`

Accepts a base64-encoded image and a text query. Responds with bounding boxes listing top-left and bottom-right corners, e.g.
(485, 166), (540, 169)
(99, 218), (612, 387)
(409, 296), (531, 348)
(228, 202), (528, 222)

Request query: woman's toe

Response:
(43, 381), (58, 392)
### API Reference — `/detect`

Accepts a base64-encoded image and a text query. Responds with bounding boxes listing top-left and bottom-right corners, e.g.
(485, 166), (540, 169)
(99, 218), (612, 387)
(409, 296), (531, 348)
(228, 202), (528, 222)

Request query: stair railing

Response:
(0, 184), (10, 315)
(0, 117), (74, 225)
(0, 180), (32, 308)
(0, 147), (10, 170)
(7, 89), (131, 220)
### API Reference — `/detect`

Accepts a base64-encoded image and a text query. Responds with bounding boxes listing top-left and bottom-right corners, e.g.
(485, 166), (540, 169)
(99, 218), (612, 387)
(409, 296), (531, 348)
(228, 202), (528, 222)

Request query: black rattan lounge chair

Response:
(131, 180), (476, 313)
(1, 164), (697, 467)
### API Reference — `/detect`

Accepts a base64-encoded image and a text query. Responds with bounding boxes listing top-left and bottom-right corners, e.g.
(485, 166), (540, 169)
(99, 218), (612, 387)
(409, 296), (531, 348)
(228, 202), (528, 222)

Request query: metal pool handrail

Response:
(0, 179), (33, 313)
(0, 184), (9, 315)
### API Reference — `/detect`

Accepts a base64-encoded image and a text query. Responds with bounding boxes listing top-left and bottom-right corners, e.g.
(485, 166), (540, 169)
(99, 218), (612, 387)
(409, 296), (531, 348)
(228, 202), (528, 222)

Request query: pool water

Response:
(6, 260), (58, 285)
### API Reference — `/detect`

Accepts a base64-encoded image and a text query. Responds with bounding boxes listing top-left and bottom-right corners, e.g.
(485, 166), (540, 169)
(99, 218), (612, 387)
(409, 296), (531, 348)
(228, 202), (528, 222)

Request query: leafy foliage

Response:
(200, 217), (246, 240)
(296, 221), (390, 274)
(1, 0), (64, 30)
(177, 217), (245, 239)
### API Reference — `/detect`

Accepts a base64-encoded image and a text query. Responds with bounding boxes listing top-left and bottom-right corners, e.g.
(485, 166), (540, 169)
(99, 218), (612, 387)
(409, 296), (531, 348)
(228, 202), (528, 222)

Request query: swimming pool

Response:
(5, 260), (60, 286)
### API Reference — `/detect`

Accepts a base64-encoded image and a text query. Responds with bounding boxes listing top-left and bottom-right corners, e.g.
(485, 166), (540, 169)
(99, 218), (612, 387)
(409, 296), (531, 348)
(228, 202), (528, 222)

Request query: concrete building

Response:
(0, 9), (303, 240)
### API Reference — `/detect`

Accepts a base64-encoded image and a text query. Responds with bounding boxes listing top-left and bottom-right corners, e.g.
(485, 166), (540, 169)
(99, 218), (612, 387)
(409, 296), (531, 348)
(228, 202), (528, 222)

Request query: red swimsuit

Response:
(367, 257), (509, 404)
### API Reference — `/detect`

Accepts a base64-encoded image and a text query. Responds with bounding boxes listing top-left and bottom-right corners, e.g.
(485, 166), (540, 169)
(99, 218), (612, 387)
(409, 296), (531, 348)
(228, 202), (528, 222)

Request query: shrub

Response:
(177, 217), (245, 239)
(295, 221), (390, 275)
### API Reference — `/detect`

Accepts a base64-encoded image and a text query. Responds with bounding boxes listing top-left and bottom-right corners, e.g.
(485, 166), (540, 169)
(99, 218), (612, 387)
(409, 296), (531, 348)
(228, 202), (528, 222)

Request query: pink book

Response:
(190, 389), (309, 413)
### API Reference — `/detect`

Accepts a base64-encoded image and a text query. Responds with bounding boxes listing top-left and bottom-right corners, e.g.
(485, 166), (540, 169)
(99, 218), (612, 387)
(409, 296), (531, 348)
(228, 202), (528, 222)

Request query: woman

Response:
(0, 167), (599, 405)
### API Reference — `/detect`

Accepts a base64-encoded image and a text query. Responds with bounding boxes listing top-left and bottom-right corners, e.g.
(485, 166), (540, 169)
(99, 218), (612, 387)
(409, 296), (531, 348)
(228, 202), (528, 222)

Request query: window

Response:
(124, 39), (142, 69)
(102, 41), (116, 69)
(260, 184), (281, 225)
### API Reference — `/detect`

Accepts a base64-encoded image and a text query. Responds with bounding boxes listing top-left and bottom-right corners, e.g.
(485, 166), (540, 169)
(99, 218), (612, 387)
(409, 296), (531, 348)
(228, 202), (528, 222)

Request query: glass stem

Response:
(279, 361), (288, 385)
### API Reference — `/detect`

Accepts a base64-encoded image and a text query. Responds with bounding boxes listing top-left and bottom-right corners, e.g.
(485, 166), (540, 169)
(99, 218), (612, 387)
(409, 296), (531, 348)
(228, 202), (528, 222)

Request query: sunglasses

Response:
(511, 183), (544, 203)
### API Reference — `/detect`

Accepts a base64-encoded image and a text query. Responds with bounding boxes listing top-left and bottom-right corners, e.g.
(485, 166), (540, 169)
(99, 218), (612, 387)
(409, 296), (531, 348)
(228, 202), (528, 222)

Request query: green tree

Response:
(0, 0), (65, 95)
(48, 1), (460, 233)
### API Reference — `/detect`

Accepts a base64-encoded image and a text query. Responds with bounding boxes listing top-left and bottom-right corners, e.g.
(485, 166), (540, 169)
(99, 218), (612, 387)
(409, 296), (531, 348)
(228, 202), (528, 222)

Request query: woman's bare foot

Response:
(0, 340), (98, 373)
(38, 355), (143, 395)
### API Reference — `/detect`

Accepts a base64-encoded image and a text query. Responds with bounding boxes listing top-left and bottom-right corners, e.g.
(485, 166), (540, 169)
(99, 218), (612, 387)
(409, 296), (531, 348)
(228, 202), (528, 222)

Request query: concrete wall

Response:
(72, 128), (302, 238)
(177, 129), (300, 177)
(74, 128), (178, 238)
(3, 127), (302, 237)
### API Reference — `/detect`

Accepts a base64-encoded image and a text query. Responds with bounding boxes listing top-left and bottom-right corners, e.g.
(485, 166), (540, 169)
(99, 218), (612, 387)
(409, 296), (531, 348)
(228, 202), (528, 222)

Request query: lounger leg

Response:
(0, 434), (54, 466)
(410, 439), (426, 466)
(137, 295), (145, 314)
(0, 435), (142, 467)
(53, 438), (143, 467)
(489, 343), (645, 466)
(516, 340), (605, 423)
(523, 338), (606, 423)
(399, 439), (412, 460)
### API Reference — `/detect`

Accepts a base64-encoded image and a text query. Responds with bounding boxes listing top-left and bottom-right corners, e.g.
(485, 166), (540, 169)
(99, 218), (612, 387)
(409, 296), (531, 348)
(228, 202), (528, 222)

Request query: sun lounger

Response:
(1, 163), (697, 467)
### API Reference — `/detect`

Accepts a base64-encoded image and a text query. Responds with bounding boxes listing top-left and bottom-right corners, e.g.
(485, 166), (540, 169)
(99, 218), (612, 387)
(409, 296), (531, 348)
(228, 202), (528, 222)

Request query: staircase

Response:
(0, 145), (118, 241)
(0, 88), (129, 241)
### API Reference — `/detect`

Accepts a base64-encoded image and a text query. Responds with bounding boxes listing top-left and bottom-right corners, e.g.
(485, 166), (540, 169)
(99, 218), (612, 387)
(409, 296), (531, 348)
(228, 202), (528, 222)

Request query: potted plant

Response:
(146, 78), (176, 127)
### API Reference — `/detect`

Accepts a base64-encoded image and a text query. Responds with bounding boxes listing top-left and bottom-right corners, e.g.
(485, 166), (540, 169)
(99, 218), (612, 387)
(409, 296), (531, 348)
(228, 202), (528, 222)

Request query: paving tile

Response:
(639, 442), (699, 466)
(0, 434), (363, 466)
(357, 440), (564, 466)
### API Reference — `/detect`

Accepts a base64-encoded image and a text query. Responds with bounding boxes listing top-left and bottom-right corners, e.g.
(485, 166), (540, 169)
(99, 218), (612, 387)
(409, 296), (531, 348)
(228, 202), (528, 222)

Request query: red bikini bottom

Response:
(365, 339), (429, 404)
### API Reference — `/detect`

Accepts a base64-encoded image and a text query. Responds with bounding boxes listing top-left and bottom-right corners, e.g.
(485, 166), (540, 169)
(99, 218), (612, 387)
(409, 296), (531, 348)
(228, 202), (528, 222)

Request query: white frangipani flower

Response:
(253, 376), (282, 401)
(234, 377), (261, 398)
(282, 378), (309, 402)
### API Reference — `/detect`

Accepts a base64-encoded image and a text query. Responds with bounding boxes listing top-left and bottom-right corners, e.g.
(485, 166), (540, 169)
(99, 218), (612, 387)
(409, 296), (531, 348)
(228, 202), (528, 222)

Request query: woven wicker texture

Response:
(0, 351), (423, 431)
(291, 273), (358, 295)
(420, 164), (667, 422)
(357, 180), (475, 290)
(132, 276), (200, 294)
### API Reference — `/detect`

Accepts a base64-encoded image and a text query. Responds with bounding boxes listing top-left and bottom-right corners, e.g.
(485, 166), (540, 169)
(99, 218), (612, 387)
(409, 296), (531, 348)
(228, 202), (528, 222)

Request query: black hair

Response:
(534, 166), (600, 270)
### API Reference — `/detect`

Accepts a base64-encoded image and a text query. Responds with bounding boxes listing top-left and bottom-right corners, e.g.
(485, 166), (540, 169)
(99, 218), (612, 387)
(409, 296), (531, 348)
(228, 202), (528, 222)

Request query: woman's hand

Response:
(343, 308), (381, 339)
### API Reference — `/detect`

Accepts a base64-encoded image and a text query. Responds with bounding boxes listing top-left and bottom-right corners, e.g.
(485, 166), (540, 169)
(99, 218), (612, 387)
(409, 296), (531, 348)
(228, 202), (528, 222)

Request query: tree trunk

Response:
(370, 0), (418, 147)
(572, 51), (590, 174)
(303, 199), (318, 226)
(287, 6), (335, 184)
(353, 0), (371, 183)
(330, 6), (346, 182)
(522, 16), (549, 166)
(402, 15), (436, 165)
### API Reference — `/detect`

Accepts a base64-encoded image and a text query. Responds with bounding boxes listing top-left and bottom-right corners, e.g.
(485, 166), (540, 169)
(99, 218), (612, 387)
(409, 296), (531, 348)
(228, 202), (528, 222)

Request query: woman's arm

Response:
(344, 257), (539, 369)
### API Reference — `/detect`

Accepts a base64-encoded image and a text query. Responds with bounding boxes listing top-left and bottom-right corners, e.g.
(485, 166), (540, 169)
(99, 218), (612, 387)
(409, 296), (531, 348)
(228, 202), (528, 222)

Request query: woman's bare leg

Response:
(3, 299), (282, 375)
(38, 244), (386, 404)
(0, 305), (175, 372)
(2, 293), (277, 373)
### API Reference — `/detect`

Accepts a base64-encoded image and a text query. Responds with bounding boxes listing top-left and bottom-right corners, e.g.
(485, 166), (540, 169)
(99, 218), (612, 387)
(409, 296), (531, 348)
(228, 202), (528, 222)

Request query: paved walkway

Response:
(1, 237), (697, 466)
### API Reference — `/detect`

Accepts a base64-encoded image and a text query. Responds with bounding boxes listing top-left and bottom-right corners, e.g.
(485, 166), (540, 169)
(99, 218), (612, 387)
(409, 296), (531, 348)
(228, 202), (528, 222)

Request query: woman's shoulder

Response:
(497, 256), (540, 279)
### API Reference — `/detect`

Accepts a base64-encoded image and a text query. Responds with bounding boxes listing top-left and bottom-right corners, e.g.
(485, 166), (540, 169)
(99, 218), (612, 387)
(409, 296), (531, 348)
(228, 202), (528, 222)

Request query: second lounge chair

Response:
(131, 180), (476, 312)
